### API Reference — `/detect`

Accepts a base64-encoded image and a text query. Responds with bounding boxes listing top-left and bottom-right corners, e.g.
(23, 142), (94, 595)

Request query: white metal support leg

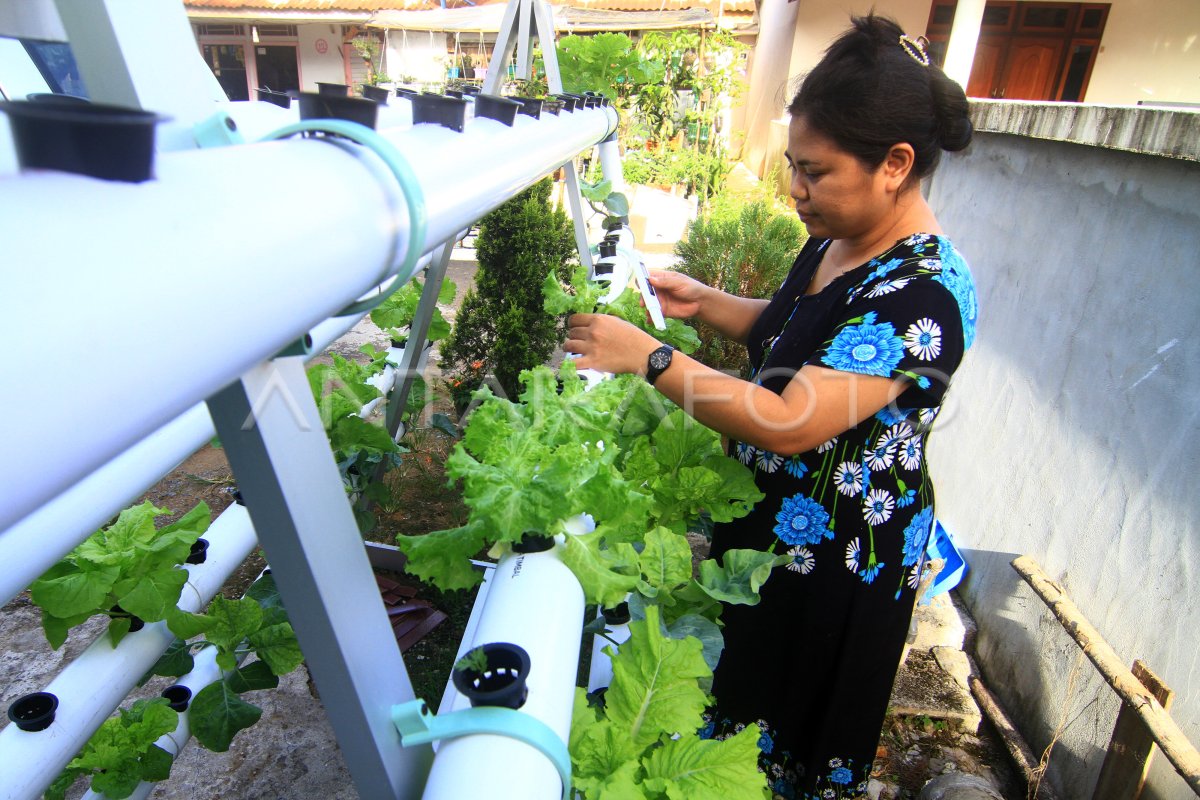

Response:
(481, 0), (596, 270)
(206, 358), (433, 800)
(386, 239), (456, 440)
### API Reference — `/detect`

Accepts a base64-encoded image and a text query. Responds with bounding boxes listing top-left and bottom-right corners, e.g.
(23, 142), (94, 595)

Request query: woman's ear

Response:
(881, 143), (916, 192)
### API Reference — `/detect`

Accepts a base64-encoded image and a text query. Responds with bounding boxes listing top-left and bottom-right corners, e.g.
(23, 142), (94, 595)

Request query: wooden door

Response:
(966, 36), (1007, 98)
(999, 36), (1066, 99)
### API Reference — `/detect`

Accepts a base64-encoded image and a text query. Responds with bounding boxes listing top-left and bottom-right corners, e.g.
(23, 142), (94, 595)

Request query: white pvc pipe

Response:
(79, 645), (224, 800)
(597, 136), (626, 195)
(0, 275), (432, 610)
(586, 615), (631, 693)
(422, 546), (584, 800)
(0, 105), (617, 531)
(0, 504), (257, 800)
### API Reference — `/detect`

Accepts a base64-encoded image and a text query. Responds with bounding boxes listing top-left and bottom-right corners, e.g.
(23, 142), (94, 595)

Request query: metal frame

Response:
(1, 0), (612, 796)
(206, 358), (434, 799)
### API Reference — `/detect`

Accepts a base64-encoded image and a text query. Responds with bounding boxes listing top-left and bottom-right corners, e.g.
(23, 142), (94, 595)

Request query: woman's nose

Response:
(790, 173), (807, 202)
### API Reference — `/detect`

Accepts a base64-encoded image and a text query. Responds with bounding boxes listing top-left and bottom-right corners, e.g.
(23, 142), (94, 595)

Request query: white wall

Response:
(297, 23), (348, 91)
(787, 0), (932, 81)
(1086, 0), (1200, 105)
(927, 108), (1200, 798)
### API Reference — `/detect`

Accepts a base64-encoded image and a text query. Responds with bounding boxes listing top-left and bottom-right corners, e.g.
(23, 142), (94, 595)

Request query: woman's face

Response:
(785, 114), (893, 241)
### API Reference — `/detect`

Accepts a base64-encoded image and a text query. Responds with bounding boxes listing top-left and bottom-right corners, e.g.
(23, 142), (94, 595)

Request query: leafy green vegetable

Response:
(47, 698), (179, 800)
(189, 681), (263, 752)
(369, 277), (457, 344)
(30, 501), (210, 649)
(398, 363), (762, 604)
(569, 607), (769, 800)
(543, 265), (700, 354)
(454, 647), (489, 674)
(640, 724), (766, 800)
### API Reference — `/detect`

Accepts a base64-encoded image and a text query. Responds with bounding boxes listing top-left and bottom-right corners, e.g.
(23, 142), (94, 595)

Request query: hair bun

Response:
(929, 69), (973, 152)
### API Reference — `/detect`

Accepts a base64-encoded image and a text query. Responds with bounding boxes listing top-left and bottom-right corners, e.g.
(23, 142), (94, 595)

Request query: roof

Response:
(185, 0), (754, 19)
(368, 3), (730, 31)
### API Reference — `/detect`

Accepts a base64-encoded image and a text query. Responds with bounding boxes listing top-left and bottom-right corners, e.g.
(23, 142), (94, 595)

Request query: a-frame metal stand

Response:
(483, 0), (594, 274)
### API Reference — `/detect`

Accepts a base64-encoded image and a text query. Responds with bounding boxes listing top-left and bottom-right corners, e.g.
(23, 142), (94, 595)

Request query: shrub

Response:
(441, 179), (576, 401)
(673, 197), (807, 375)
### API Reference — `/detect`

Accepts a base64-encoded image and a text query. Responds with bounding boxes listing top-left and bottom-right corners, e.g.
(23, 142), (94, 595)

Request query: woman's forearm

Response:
(693, 288), (770, 344)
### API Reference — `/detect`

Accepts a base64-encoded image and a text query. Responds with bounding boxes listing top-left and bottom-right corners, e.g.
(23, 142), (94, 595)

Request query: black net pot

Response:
(452, 643), (531, 710)
(315, 82), (350, 97)
(297, 92), (379, 129)
(256, 88), (292, 108)
(361, 84), (390, 103)
(7, 692), (59, 732)
(0, 100), (164, 183)
(161, 685), (192, 712)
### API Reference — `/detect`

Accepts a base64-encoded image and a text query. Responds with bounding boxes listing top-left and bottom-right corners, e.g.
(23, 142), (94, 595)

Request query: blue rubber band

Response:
(392, 700), (572, 800)
(259, 119), (428, 317)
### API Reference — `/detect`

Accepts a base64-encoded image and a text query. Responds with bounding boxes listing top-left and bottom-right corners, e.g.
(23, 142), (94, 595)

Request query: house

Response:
(741, 0), (1199, 176)
(183, 0), (755, 97)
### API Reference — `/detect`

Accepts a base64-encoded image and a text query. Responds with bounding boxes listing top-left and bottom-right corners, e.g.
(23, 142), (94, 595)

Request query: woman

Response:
(566, 15), (977, 799)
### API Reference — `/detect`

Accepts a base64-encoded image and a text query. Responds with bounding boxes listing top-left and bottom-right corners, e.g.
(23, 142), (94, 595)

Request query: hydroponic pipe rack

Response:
(1, 0), (608, 796)
(0, 102), (617, 531)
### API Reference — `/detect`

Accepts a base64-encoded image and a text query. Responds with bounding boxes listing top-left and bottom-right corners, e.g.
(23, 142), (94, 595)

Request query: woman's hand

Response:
(565, 313), (660, 375)
(647, 270), (709, 320)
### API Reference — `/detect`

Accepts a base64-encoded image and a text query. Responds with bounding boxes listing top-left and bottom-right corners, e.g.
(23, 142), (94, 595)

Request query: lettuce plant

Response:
(570, 606), (768, 799)
(30, 502), (210, 649)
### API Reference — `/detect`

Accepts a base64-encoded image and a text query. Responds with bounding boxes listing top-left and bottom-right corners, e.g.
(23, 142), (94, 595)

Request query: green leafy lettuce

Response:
(30, 502), (210, 649)
(569, 606), (768, 800)
(543, 265), (701, 354)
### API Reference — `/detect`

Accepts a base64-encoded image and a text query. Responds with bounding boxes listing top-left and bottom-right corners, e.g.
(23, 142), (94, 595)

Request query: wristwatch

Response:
(645, 344), (675, 386)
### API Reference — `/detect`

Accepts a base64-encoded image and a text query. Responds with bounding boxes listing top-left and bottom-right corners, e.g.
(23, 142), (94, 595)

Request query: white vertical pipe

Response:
(586, 616), (631, 693)
(943, 0), (986, 90)
(422, 546), (584, 800)
(0, 505), (258, 800)
(597, 136), (626, 195)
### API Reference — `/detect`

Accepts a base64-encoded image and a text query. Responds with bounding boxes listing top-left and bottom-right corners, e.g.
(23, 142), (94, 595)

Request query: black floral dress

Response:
(704, 233), (978, 799)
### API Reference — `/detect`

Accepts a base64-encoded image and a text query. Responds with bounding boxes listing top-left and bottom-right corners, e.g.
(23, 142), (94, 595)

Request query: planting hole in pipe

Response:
(7, 692), (59, 732)
(162, 685), (192, 712)
(512, 532), (554, 553)
(452, 643), (531, 709)
(187, 537), (210, 565)
(602, 602), (631, 626)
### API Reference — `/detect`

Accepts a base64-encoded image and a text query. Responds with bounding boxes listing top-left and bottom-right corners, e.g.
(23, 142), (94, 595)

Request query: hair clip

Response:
(899, 34), (931, 67)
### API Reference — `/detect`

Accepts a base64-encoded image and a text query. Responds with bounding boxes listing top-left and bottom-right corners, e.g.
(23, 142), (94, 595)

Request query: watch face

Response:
(650, 349), (671, 370)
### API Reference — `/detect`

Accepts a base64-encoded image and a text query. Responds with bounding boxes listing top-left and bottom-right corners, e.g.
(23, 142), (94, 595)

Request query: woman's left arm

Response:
(566, 313), (903, 456)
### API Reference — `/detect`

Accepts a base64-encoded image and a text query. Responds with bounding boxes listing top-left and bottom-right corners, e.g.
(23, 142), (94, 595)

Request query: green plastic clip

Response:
(193, 111), (245, 148)
(392, 700), (572, 800)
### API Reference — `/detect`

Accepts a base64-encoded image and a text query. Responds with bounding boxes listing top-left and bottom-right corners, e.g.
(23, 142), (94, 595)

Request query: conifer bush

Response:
(441, 179), (576, 403)
(673, 196), (806, 375)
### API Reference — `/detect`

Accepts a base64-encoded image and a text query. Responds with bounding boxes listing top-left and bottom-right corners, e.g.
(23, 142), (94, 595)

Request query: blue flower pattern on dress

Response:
(821, 319), (905, 376)
(774, 494), (833, 546)
(902, 507), (934, 567)
(719, 235), (975, 799)
(934, 237), (978, 349)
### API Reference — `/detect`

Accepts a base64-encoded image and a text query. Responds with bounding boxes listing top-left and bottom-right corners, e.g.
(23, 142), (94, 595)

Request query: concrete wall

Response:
(926, 102), (1200, 798)
(297, 23), (348, 91)
(1086, 0), (1200, 105)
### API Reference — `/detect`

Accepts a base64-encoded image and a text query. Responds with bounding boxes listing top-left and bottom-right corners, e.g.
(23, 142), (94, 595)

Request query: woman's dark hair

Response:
(787, 15), (971, 181)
